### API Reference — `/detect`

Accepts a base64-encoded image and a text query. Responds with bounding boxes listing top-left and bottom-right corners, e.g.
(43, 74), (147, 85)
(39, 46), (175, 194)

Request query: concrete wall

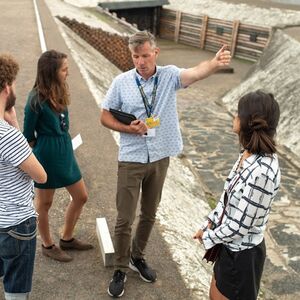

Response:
(222, 29), (300, 162)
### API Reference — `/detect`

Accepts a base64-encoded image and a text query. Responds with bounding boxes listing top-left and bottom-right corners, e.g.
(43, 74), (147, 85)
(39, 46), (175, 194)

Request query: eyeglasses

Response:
(59, 113), (67, 131)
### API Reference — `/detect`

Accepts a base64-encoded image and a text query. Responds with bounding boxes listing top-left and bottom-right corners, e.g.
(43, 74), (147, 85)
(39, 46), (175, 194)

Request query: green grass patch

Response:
(205, 193), (217, 209)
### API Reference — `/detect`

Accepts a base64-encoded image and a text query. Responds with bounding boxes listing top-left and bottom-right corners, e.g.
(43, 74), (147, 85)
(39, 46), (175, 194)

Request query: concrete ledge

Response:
(96, 217), (115, 267)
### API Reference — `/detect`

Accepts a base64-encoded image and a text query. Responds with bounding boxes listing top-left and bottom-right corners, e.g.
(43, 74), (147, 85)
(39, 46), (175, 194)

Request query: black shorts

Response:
(213, 240), (266, 300)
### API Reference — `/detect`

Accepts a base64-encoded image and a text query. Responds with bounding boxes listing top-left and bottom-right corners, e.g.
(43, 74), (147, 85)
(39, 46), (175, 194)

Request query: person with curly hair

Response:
(194, 90), (281, 300)
(0, 53), (47, 300)
(23, 50), (93, 263)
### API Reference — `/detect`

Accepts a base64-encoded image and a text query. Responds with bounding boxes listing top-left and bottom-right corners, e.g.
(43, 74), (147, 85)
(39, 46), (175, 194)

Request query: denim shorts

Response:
(0, 217), (37, 294)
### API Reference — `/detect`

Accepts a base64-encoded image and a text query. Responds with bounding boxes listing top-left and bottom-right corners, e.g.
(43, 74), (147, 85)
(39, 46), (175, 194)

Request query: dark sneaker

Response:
(107, 270), (127, 298)
(59, 238), (93, 251)
(129, 255), (157, 282)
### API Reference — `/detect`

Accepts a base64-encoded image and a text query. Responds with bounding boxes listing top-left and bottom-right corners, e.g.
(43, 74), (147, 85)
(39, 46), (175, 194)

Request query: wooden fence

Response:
(159, 9), (270, 62)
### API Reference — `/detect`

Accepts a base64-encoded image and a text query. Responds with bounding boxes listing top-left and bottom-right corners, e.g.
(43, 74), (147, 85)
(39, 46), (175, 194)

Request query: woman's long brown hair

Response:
(31, 50), (70, 112)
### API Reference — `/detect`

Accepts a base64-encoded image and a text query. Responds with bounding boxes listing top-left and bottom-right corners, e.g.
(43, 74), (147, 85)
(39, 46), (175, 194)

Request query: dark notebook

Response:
(109, 108), (136, 125)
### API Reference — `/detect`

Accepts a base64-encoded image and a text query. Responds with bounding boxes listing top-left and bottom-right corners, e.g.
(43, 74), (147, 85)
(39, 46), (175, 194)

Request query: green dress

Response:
(23, 90), (82, 189)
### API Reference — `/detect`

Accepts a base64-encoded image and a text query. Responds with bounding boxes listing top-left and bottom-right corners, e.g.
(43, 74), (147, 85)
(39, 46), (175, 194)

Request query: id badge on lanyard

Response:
(145, 116), (160, 129)
(136, 75), (160, 136)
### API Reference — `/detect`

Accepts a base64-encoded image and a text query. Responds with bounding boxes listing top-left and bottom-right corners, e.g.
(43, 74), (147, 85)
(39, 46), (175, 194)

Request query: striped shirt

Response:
(0, 119), (35, 228)
(102, 66), (184, 163)
(201, 152), (281, 251)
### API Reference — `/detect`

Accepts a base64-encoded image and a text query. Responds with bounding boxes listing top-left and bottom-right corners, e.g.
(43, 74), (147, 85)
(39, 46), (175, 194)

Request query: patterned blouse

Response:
(201, 152), (281, 251)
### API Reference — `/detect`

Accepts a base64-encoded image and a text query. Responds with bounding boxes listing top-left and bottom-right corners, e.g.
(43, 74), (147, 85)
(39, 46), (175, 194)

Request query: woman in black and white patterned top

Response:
(194, 90), (280, 300)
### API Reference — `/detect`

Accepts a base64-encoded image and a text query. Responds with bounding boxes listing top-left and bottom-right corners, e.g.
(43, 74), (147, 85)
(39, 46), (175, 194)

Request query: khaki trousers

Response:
(114, 157), (170, 270)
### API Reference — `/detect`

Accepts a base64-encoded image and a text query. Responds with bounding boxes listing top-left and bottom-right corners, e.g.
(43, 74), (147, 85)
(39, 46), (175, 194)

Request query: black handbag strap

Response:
(217, 172), (239, 226)
(218, 193), (228, 226)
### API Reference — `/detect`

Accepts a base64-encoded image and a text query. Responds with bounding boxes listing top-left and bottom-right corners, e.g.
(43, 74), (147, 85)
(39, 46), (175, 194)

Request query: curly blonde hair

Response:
(0, 54), (19, 92)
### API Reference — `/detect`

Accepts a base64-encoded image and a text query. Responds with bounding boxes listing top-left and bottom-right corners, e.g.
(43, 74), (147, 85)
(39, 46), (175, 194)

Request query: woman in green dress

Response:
(23, 50), (93, 262)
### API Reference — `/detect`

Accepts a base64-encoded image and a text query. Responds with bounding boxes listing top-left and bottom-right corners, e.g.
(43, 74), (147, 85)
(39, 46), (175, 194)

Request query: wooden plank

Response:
(205, 33), (231, 41)
(159, 19), (176, 26)
(237, 43), (264, 52)
(237, 39), (266, 49)
(238, 27), (270, 37)
(160, 14), (176, 22)
(208, 21), (233, 29)
(237, 33), (268, 44)
(230, 20), (239, 57)
(174, 11), (182, 42)
(160, 19), (176, 26)
(206, 25), (232, 35)
(180, 24), (201, 33)
(179, 26), (201, 35)
(239, 23), (270, 32)
(205, 37), (231, 46)
(180, 20), (202, 28)
(206, 31), (232, 39)
(178, 34), (202, 44)
(208, 17), (233, 26)
(200, 15), (208, 49)
(181, 13), (202, 23)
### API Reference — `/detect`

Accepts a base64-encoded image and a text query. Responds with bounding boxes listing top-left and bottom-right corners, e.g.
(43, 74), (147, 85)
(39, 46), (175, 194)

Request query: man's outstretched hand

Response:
(214, 45), (231, 67)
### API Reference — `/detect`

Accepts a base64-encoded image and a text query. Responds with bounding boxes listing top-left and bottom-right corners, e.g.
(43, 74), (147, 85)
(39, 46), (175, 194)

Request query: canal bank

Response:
(44, 0), (300, 298)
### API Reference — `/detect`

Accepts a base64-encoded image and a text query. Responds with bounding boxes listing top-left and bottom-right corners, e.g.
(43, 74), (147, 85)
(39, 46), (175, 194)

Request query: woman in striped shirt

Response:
(194, 90), (280, 300)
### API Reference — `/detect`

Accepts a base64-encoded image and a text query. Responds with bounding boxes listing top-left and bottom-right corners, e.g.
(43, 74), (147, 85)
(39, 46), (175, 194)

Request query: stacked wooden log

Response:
(159, 8), (270, 62)
(58, 16), (134, 71)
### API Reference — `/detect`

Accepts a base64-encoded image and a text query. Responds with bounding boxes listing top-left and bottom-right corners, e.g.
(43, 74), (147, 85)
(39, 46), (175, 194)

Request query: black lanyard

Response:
(135, 75), (158, 118)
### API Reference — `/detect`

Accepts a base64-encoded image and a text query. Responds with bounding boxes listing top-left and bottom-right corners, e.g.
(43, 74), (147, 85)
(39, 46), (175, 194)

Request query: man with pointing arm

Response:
(100, 31), (231, 298)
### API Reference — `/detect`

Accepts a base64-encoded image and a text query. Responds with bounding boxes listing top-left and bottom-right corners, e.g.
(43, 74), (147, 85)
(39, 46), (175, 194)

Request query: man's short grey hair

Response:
(128, 31), (157, 50)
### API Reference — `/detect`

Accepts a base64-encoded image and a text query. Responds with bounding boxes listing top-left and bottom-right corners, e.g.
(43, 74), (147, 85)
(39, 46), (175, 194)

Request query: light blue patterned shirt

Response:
(102, 65), (184, 163)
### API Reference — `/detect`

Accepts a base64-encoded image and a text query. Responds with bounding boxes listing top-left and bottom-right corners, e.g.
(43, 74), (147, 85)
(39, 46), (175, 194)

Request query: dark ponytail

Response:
(238, 90), (280, 154)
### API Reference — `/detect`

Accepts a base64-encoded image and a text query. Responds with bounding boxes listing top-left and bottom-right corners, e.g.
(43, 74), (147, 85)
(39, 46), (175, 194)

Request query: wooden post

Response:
(174, 10), (182, 42)
(200, 15), (208, 49)
(230, 20), (240, 57)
